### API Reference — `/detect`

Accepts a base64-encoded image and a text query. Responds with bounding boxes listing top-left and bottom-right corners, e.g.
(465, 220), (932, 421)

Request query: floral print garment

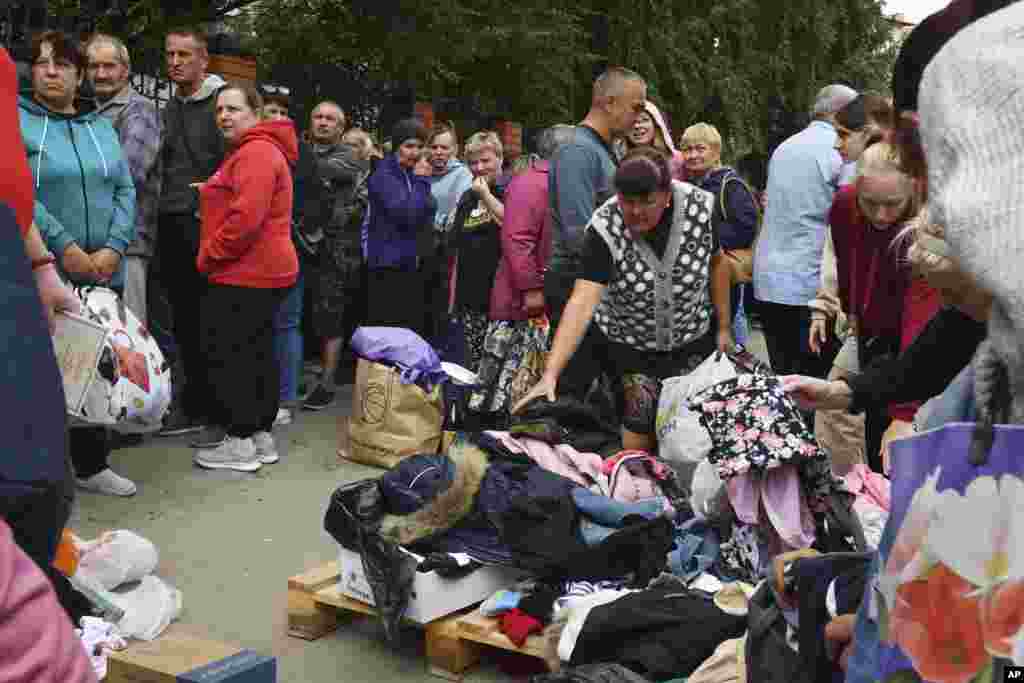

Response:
(691, 374), (829, 480)
(469, 318), (549, 414)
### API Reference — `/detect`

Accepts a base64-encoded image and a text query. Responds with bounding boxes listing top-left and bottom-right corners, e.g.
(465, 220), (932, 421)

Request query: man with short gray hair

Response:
(544, 66), (647, 401)
(753, 83), (857, 383)
(86, 33), (161, 324)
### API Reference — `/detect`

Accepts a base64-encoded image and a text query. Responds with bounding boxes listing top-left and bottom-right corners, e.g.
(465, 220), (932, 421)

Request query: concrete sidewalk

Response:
(69, 385), (511, 683)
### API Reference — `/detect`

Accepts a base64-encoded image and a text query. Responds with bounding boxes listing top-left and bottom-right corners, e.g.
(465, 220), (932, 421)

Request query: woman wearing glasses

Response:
(19, 31), (137, 497)
(514, 147), (734, 452)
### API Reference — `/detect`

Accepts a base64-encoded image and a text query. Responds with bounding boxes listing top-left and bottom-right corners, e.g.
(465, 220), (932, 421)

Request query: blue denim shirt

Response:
(754, 121), (844, 306)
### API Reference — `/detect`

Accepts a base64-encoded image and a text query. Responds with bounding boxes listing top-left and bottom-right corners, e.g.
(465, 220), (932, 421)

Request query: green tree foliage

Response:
(246, 0), (896, 154)
(44, 0), (898, 154)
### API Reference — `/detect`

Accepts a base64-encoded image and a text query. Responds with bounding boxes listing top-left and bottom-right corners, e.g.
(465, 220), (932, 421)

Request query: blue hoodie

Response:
(428, 157), (472, 229)
(19, 96), (136, 288)
(365, 153), (434, 270)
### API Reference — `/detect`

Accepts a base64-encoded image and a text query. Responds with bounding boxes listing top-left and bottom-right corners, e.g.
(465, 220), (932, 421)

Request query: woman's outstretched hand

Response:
(779, 375), (853, 412)
(511, 374), (557, 415)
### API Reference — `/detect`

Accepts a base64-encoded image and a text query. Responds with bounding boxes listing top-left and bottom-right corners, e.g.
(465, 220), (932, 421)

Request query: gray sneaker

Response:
(193, 437), (261, 472)
(191, 425), (228, 449)
(252, 431), (279, 464)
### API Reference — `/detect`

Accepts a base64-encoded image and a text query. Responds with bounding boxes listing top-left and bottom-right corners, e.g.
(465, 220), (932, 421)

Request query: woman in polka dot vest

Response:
(513, 146), (734, 451)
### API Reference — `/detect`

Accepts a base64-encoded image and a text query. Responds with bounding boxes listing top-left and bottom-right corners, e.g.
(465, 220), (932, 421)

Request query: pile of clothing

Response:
(324, 358), (873, 682)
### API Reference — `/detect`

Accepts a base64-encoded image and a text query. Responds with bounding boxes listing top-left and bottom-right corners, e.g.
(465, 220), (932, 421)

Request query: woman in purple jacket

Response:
(363, 118), (435, 334)
(469, 125), (575, 415)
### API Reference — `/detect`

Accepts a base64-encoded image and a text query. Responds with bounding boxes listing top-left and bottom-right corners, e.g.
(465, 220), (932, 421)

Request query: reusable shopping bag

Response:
(871, 423), (1024, 683)
(346, 359), (444, 469)
(52, 286), (171, 433)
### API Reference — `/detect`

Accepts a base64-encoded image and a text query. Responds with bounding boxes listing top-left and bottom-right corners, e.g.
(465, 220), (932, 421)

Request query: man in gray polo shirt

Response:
(546, 66), (647, 400)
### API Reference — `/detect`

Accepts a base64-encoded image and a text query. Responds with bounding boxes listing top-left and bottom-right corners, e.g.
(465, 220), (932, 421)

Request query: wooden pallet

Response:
(287, 562), (551, 680)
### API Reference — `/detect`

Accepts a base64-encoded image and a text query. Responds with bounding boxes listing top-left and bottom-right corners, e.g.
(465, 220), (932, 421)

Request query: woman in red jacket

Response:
(194, 83), (298, 472)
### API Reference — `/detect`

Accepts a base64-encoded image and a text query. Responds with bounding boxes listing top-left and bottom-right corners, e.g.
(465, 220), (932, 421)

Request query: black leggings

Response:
(69, 427), (110, 479)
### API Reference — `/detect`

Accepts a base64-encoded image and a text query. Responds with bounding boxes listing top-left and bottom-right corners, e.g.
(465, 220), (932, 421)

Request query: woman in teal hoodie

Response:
(20, 32), (136, 292)
(20, 31), (137, 498)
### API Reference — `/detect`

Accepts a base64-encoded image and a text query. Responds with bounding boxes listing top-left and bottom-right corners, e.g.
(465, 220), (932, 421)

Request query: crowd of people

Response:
(4, 0), (1024, 677)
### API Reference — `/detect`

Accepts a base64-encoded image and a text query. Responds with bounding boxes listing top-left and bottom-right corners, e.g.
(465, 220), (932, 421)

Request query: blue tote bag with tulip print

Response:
(867, 423), (1024, 683)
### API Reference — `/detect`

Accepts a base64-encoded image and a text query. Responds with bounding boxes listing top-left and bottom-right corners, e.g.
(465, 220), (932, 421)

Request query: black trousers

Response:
(158, 213), (211, 422)
(69, 427), (110, 479)
(201, 283), (286, 438)
(859, 335), (900, 473)
(756, 301), (838, 378)
(365, 267), (425, 336)
(545, 269), (612, 400)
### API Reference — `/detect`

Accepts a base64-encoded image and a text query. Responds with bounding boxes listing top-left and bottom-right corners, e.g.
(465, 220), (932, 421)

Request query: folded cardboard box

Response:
(338, 546), (526, 624)
(106, 627), (275, 683)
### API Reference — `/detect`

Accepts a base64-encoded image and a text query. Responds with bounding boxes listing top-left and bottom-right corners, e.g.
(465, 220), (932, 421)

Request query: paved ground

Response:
(69, 383), (517, 683)
(68, 331), (768, 682)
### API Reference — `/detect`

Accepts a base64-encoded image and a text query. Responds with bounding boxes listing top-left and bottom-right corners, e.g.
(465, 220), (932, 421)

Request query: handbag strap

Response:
(719, 172), (763, 237)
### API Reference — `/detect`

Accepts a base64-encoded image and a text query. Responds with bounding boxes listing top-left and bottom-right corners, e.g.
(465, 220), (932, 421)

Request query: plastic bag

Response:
(350, 326), (446, 390)
(54, 286), (172, 433)
(76, 530), (159, 591)
(112, 575), (182, 641)
(656, 353), (738, 465)
(690, 458), (725, 519)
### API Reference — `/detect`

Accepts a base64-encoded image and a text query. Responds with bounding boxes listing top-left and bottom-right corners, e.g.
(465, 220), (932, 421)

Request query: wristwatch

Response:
(31, 253), (56, 271)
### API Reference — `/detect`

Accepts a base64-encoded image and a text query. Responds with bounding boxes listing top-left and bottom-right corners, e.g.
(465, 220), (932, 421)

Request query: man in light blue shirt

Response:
(754, 84), (857, 380)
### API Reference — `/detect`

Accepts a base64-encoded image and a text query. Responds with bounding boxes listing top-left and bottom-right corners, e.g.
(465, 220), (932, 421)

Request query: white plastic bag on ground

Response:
(77, 530), (159, 591)
(112, 575), (183, 641)
(656, 353), (738, 464)
(690, 458), (726, 519)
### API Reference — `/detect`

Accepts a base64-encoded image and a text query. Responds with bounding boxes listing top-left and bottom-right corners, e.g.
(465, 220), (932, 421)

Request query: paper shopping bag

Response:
(345, 359), (443, 469)
(873, 423), (1024, 683)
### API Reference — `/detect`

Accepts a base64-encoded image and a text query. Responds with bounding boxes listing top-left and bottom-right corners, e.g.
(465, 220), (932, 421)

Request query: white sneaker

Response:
(77, 469), (137, 497)
(193, 437), (262, 472)
(274, 408), (292, 426)
(252, 431), (279, 464)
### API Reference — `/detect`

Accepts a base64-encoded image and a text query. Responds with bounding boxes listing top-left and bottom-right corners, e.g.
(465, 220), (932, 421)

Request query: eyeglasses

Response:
(261, 84), (290, 95)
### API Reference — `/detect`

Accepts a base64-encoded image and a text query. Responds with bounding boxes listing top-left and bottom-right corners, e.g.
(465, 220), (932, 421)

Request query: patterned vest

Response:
(590, 181), (716, 352)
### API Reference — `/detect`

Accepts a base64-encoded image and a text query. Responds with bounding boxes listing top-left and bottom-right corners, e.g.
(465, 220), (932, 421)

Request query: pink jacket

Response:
(490, 161), (553, 321)
(0, 520), (97, 683)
